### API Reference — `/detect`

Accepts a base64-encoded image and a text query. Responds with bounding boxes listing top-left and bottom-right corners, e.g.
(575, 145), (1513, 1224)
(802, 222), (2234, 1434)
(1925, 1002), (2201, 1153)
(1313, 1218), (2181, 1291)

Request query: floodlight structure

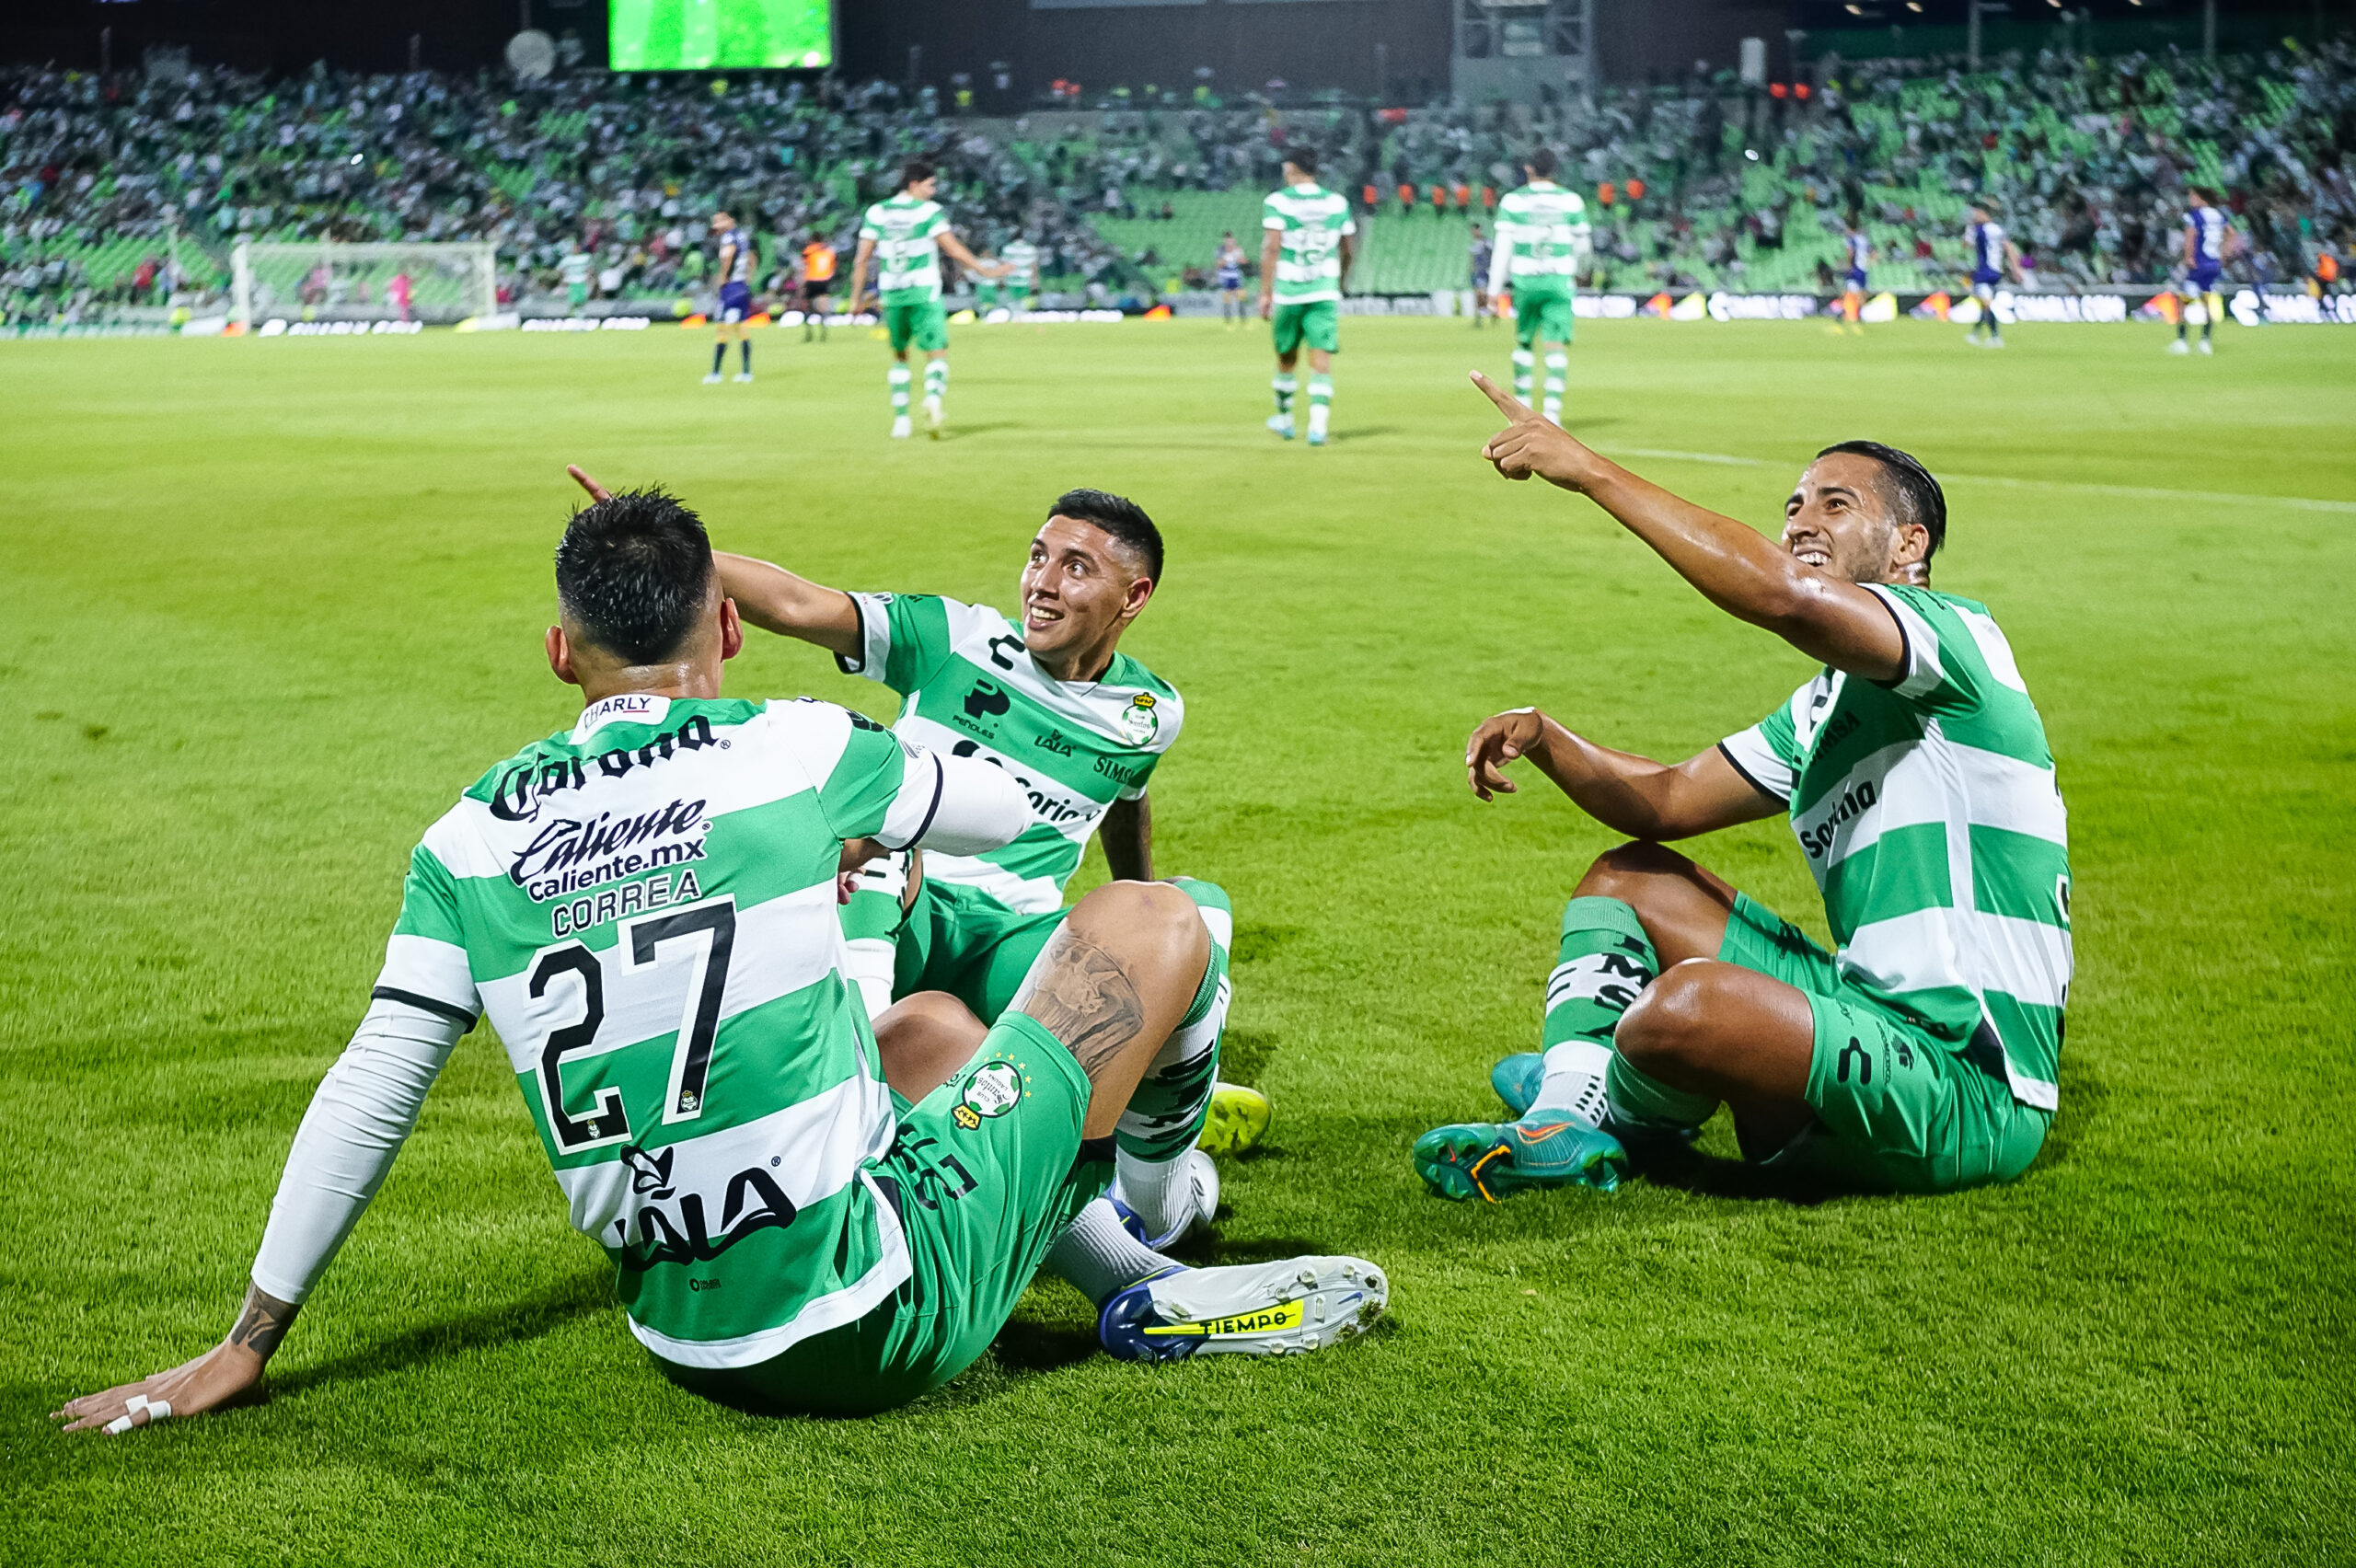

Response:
(1452, 0), (1595, 105)
(230, 240), (499, 329)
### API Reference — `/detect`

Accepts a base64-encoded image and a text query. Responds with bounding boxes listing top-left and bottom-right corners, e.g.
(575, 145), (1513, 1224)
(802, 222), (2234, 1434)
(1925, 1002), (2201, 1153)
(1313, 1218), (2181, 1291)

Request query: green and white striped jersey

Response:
(379, 693), (936, 1367)
(1001, 238), (1040, 282)
(840, 592), (1182, 913)
(1718, 585), (2071, 1111)
(859, 194), (949, 306)
(1488, 181), (1590, 296)
(1262, 183), (1357, 306)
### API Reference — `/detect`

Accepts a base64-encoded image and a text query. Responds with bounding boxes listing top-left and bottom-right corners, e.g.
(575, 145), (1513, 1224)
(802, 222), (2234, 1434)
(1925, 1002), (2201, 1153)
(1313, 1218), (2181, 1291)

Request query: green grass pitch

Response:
(3, 316), (2351, 1565)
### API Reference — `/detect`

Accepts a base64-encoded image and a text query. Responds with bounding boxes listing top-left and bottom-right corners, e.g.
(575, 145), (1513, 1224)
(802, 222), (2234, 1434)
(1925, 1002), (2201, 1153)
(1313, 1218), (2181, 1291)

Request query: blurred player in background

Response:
(1259, 149), (1356, 446)
(2173, 188), (2235, 356)
(1469, 222), (1493, 329)
(1215, 231), (1247, 327)
(1000, 233), (1042, 311)
(560, 239), (593, 317)
(1488, 149), (1590, 425)
(705, 212), (756, 383)
(798, 234), (837, 341)
(849, 159), (1009, 440)
(1963, 201), (2019, 350)
(1839, 215), (1871, 334)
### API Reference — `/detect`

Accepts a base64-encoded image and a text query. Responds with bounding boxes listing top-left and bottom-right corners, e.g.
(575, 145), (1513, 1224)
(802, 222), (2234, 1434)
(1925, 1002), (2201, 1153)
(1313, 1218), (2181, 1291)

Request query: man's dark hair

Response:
(903, 157), (936, 188)
(1816, 441), (1947, 562)
(1285, 146), (1319, 177)
(1528, 146), (1559, 179)
(555, 488), (716, 663)
(1050, 489), (1163, 582)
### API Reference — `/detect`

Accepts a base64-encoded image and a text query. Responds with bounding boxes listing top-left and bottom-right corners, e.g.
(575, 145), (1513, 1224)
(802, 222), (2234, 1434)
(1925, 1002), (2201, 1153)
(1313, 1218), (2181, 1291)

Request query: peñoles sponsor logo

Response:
(513, 798), (709, 901)
(490, 714), (720, 823)
(1798, 779), (1878, 859)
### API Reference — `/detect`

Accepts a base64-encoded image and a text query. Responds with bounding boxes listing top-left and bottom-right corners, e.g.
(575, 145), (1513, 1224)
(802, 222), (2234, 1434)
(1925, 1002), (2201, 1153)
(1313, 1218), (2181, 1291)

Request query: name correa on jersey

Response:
(374, 694), (922, 1368)
(839, 591), (1182, 913)
(1718, 584), (2071, 1112)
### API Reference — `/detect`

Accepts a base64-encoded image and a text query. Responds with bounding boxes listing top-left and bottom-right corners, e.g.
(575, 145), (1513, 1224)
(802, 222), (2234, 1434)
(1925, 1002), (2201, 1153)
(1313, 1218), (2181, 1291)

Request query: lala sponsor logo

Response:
(606, 1147), (800, 1270)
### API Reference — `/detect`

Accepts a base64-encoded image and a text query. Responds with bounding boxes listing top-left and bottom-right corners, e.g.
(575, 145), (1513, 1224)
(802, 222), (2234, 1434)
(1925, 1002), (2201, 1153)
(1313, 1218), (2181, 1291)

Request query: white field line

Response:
(1615, 448), (2356, 515)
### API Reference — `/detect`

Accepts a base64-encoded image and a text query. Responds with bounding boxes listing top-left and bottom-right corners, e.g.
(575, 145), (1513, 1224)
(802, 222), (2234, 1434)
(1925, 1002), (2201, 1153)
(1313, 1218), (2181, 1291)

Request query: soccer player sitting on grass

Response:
(1415, 374), (2071, 1201)
(648, 474), (1269, 1292)
(52, 489), (1388, 1435)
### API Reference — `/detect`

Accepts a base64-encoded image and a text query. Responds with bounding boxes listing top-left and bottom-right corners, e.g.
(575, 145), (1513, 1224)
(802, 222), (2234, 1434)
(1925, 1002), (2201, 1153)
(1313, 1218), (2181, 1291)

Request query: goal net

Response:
(231, 240), (497, 329)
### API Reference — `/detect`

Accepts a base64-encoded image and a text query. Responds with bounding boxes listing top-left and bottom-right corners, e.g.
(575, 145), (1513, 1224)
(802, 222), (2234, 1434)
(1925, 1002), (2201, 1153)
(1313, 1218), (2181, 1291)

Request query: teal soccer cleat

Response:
(1490, 1053), (1545, 1117)
(1414, 1114), (1629, 1202)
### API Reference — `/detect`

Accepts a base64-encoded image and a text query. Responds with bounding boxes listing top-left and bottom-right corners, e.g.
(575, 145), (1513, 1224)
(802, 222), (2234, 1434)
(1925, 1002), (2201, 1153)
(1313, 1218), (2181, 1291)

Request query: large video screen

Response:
(609, 0), (833, 70)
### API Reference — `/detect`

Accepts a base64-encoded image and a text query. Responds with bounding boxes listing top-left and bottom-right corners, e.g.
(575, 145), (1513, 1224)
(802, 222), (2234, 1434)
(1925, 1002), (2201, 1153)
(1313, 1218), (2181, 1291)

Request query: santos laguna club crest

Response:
(952, 1059), (1029, 1130)
(1117, 692), (1160, 747)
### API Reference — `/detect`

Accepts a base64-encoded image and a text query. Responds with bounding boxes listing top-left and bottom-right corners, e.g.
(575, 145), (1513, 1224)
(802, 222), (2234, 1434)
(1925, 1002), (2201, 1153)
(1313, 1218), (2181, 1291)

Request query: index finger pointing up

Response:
(1469, 368), (1534, 421)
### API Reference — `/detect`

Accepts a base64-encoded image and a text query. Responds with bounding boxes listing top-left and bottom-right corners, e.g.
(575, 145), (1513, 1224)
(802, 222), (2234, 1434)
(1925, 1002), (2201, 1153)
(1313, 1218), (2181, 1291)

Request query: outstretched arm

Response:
(53, 993), (465, 1435)
(1468, 374), (1906, 682)
(567, 467), (860, 657)
(938, 229), (1010, 277)
(1465, 707), (1780, 838)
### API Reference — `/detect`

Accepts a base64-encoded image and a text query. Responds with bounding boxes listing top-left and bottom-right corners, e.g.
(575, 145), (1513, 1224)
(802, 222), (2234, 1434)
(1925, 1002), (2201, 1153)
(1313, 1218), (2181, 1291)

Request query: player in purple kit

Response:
(705, 212), (758, 385)
(1839, 215), (1871, 335)
(2172, 188), (2234, 357)
(1963, 201), (2020, 350)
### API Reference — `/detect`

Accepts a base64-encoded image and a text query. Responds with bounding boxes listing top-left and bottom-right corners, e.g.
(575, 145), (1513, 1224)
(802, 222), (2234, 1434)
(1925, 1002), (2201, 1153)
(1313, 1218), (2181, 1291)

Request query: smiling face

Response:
(1782, 453), (1930, 585)
(1018, 514), (1153, 665)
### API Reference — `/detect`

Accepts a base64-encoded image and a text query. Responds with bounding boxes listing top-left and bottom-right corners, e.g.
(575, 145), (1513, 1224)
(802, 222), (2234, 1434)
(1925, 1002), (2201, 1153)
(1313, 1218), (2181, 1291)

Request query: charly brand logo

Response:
(950, 1060), (1025, 1131)
(489, 713), (721, 823)
(608, 1160), (799, 1269)
(1117, 692), (1159, 746)
(511, 797), (710, 902)
(962, 679), (1012, 725)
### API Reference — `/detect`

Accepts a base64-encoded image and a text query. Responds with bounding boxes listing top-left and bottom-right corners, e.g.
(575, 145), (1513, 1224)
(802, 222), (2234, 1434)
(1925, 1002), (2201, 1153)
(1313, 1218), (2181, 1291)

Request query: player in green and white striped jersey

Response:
(1487, 149), (1591, 426)
(848, 158), (1010, 441)
(1415, 375), (2069, 1200)
(708, 485), (1284, 1320)
(1258, 148), (1357, 446)
(999, 235), (1042, 311)
(54, 486), (1386, 1435)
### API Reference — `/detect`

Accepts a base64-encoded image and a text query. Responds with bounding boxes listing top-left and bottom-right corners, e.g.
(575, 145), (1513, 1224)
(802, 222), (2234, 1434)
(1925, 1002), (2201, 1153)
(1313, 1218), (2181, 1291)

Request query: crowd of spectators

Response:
(5, 39), (2352, 324)
(1027, 40), (2355, 294)
(1, 61), (1133, 325)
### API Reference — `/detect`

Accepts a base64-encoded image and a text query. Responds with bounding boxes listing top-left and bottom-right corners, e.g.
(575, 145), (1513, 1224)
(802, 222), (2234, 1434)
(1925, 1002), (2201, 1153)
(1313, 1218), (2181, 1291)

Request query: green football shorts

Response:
(884, 300), (951, 353)
(656, 1015), (1110, 1415)
(1512, 285), (1576, 349)
(1717, 894), (2049, 1193)
(1271, 299), (1342, 356)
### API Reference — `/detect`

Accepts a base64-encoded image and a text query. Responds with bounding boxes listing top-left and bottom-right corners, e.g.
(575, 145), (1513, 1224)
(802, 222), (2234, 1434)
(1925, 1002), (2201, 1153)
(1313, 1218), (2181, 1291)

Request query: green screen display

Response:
(608, 0), (833, 70)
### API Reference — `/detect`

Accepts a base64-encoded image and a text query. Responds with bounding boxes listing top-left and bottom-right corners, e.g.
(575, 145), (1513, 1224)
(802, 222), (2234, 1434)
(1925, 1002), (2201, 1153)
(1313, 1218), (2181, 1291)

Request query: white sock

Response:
(1044, 1197), (1175, 1306)
(1113, 1148), (1192, 1242)
(1527, 1039), (1613, 1124)
(1307, 400), (1330, 438)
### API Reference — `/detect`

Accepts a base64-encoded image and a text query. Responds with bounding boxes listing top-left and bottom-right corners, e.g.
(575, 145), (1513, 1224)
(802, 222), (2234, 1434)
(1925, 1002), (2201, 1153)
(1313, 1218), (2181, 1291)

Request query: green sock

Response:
(1542, 896), (1715, 1133)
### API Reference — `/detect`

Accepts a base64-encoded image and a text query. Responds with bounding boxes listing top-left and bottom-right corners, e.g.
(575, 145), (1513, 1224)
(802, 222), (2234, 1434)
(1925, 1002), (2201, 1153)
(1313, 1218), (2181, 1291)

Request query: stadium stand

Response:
(6, 39), (2353, 325)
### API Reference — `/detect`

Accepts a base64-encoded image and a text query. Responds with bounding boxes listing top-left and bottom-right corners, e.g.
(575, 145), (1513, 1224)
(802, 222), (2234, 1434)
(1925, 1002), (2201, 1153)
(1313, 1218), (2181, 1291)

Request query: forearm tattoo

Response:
(1013, 930), (1148, 1075)
(227, 1287), (301, 1358)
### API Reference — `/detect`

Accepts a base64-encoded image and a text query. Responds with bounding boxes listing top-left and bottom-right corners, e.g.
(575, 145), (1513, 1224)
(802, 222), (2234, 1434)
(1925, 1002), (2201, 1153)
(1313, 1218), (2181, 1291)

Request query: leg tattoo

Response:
(1013, 929), (1149, 1075)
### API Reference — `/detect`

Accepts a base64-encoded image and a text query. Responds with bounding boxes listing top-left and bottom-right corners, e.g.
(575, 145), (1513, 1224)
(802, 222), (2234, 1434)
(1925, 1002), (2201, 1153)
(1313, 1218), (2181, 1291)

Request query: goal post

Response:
(230, 240), (498, 329)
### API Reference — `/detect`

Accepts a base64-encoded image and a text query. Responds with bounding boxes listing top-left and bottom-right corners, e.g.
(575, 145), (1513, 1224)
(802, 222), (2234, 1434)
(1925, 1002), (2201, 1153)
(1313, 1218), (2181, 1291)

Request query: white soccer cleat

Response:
(925, 398), (944, 439)
(702, 372), (723, 384)
(2168, 340), (2191, 354)
(733, 372), (753, 383)
(2197, 339), (2213, 356)
(1098, 1254), (1388, 1362)
(890, 415), (913, 439)
(1266, 414), (1295, 440)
